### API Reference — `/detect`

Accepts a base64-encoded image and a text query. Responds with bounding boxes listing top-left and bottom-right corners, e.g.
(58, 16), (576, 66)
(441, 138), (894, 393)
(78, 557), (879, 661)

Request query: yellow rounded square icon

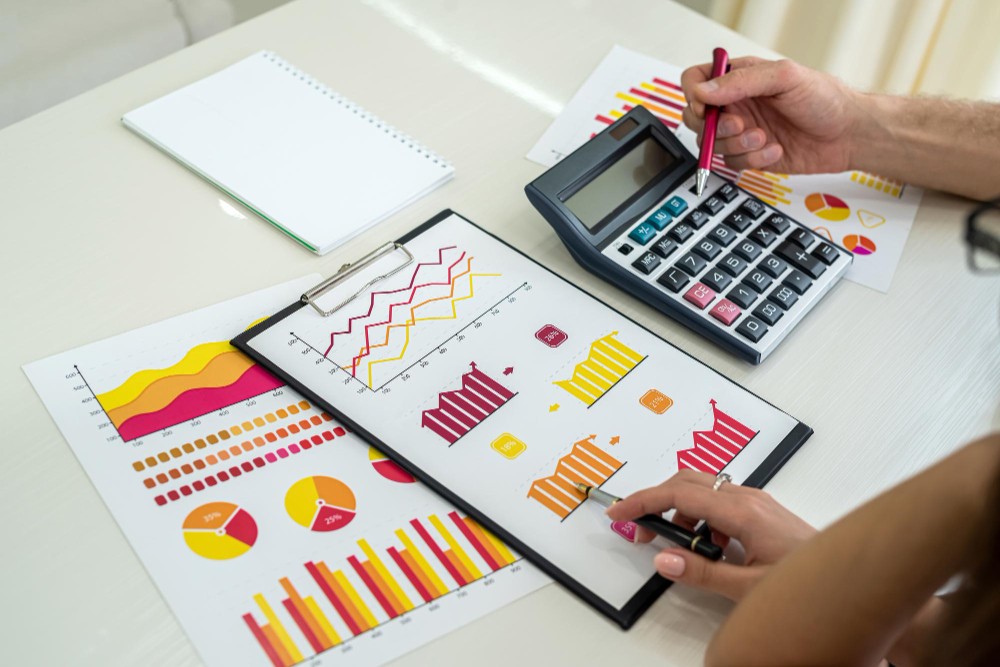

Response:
(491, 433), (526, 459)
(640, 389), (673, 414)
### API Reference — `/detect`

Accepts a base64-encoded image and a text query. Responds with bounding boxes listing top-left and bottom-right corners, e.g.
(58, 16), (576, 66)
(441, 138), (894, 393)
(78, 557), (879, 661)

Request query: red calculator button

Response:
(709, 299), (742, 325)
(683, 282), (716, 310)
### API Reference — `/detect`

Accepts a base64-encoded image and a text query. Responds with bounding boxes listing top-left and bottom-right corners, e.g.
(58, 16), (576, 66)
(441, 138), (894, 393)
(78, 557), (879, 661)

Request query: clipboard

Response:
(233, 209), (812, 628)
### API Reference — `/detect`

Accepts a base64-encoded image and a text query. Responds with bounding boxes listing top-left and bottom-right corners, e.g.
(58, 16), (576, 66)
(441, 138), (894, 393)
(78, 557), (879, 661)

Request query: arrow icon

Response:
(609, 436), (620, 445)
(549, 404), (560, 412)
(503, 366), (514, 375)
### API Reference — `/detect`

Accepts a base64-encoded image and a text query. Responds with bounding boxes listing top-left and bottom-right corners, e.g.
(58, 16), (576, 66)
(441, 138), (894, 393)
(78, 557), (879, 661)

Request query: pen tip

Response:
(573, 482), (590, 495)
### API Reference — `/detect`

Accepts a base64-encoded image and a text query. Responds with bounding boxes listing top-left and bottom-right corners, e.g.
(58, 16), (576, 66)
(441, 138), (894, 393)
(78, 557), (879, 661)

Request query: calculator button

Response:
(753, 301), (783, 326)
(709, 299), (742, 326)
(708, 224), (738, 247)
(685, 209), (710, 229)
(782, 270), (812, 294)
(787, 228), (817, 250)
(631, 251), (661, 275)
(628, 222), (658, 245)
(749, 225), (777, 247)
(668, 223), (695, 243)
(701, 268), (732, 293)
(812, 242), (839, 265)
(775, 241), (827, 279)
(651, 237), (678, 259)
(700, 196), (725, 216)
(762, 214), (791, 233)
(723, 210), (752, 232)
(759, 255), (788, 278)
(740, 198), (767, 219)
(736, 316), (768, 343)
(676, 251), (707, 276)
(718, 253), (748, 277)
(742, 269), (773, 293)
(733, 239), (763, 262)
(692, 238), (722, 261)
(656, 267), (689, 293)
(683, 282), (716, 309)
(768, 285), (799, 309)
(647, 208), (673, 231)
(664, 196), (689, 217)
(715, 183), (739, 203)
(727, 284), (758, 309)
(617, 243), (633, 256)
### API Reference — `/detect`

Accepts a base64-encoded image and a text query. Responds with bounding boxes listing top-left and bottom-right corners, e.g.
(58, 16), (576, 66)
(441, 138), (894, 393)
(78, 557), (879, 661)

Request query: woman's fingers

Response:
(606, 476), (748, 539)
(654, 548), (764, 601)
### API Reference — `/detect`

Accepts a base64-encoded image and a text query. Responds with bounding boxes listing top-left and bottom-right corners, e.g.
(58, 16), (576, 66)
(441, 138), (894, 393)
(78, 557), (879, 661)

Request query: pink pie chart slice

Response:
(311, 504), (356, 531)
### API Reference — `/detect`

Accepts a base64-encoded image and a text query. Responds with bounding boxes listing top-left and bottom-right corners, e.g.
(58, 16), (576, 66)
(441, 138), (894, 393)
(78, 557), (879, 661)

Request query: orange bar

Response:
(361, 561), (405, 616)
(261, 624), (292, 667)
(527, 483), (571, 517)
(577, 440), (623, 470)
(279, 577), (331, 649)
(615, 92), (683, 121)
(463, 517), (509, 566)
(317, 563), (368, 632)
(401, 549), (439, 599)
(562, 458), (603, 485)
(736, 181), (786, 205)
(572, 448), (615, 478)
(444, 549), (474, 584)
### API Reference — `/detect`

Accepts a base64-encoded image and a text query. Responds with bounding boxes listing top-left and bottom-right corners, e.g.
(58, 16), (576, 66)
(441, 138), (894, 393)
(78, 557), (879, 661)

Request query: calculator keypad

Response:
(601, 172), (851, 361)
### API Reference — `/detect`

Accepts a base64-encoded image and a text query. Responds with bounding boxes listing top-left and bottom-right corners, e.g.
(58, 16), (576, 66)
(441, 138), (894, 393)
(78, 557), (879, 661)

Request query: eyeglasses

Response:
(966, 197), (1000, 273)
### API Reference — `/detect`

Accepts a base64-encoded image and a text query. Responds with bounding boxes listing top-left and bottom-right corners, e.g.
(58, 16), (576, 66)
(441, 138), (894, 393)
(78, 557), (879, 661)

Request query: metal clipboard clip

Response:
(301, 242), (414, 317)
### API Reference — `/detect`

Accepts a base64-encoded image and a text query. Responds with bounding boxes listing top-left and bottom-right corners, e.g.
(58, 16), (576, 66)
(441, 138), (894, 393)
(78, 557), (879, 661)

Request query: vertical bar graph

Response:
(528, 435), (625, 519)
(554, 332), (644, 406)
(677, 399), (758, 474)
(851, 171), (904, 198)
(246, 511), (521, 665)
(421, 362), (515, 443)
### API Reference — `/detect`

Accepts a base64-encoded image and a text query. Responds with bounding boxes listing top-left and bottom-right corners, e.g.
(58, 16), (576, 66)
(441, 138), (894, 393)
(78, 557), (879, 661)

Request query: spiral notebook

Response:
(122, 51), (455, 255)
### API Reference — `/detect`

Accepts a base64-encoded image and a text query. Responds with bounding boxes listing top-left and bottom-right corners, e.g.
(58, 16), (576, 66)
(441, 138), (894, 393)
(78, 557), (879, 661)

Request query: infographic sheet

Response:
(24, 276), (548, 667)
(241, 214), (804, 618)
(527, 45), (923, 292)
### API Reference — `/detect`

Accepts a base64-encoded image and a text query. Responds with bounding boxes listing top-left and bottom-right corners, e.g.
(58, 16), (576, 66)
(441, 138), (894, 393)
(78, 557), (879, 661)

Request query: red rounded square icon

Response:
(535, 324), (568, 348)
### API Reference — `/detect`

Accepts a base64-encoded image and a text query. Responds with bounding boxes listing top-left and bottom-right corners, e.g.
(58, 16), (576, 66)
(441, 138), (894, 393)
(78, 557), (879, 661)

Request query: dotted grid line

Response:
(153, 423), (350, 506)
(131, 400), (311, 472)
(141, 411), (334, 489)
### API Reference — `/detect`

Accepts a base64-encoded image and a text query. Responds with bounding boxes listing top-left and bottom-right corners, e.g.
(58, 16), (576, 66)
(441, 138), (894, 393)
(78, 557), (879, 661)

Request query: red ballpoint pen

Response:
(694, 47), (730, 197)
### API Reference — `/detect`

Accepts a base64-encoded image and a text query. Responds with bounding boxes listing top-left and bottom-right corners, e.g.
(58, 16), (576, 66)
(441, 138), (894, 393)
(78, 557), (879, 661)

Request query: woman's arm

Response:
(705, 436), (1000, 667)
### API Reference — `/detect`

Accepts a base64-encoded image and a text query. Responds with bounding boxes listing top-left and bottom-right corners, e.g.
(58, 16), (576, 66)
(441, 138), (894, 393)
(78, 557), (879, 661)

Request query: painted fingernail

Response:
(762, 144), (782, 161)
(742, 132), (763, 149)
(697, 80), (718, 93)
(655, 553), (686, 577)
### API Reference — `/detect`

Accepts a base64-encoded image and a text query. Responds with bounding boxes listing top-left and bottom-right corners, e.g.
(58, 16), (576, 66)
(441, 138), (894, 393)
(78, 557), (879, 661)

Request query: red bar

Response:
(387, 547), (433, 603)
(305, 561), (362, 636)
(713, 401), (758, 439)
(421, 412), (459, 443)
(629, 87), (684, 111)
(411, 518), (466, 586)
(448, 511), (501, 571)
(282, 598), (324, 654)
(446, 390), (489, 420)
(678, 449), (719, 473)
(468, 366), (514, 400)
(652, 77), (684, 92)
(242, 613), (285, 667)
(621, 104), (679, 129)
(439, 393), (479, 428)
(347, 555), (397, 618)
(693, 432), (738, 462)
(595, 114), (614, 125)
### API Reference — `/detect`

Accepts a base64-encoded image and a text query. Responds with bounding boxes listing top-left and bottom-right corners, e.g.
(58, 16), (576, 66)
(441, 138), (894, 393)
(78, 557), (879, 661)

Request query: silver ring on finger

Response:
(712, 472), (732, 492)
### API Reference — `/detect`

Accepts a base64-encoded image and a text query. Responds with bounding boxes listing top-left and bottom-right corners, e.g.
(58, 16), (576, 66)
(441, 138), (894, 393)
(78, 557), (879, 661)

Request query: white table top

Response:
(2, 0), (998, 664)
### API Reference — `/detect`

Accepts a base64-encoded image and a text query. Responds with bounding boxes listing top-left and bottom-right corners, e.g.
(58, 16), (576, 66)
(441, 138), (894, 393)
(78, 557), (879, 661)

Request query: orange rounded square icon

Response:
(639, 389), (673, 414)
(491, 433), (526, 459)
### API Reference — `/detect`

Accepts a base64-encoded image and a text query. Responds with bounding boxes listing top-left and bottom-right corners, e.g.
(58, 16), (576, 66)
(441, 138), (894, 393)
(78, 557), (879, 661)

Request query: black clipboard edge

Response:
(232, 208), (812, 629)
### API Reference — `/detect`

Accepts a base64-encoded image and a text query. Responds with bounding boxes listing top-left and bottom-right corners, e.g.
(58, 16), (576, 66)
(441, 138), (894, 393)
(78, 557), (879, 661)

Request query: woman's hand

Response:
(606, 469), (815, 600)
(681, 56), (861, 174)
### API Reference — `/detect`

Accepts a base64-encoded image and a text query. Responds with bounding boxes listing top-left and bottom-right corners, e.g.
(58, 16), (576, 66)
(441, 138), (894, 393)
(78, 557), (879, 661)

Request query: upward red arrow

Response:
(503, 366), (514, 375)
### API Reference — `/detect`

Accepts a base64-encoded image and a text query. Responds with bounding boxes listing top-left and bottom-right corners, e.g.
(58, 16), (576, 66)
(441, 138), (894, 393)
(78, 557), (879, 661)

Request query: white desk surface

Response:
(2, 0), (998, 664)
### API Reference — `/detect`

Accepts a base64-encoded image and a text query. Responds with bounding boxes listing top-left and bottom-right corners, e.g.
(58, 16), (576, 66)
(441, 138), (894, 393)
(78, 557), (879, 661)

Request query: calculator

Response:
(525, 105), (852, 364)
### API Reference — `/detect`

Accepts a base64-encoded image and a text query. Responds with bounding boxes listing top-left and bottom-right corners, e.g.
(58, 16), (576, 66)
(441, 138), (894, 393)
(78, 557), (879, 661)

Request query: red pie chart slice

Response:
(285, 475), (357, 532)
(805, 192), (851, 222)
(312, 504), (356, 531)
(182, 502), (257, 559)
(369, 446), (416, 483)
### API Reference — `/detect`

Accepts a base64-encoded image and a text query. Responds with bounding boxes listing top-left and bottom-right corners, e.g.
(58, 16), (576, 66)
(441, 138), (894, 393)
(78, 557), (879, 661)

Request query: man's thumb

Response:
(654, 549), (758, 600)
(694, 60), (800, 107)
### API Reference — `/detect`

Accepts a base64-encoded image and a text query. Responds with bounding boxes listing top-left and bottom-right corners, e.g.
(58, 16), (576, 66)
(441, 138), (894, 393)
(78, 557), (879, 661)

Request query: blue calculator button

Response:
(647, 208), (673, 230)
(664, 196), (689, 217)
(628, 222), (658, 245)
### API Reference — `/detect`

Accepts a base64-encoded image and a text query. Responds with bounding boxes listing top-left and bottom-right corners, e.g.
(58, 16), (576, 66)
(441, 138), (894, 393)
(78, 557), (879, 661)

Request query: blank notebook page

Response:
(123, 50), (454, 254)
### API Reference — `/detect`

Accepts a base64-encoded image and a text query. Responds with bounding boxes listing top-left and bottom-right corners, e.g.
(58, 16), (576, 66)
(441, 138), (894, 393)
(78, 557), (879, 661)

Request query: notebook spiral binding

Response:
(261, 51), (452, 170)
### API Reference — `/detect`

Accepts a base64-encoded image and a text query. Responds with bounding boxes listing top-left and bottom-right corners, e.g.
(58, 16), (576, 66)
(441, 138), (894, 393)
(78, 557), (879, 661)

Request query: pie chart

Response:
(369, 446), (415, 483)
(805, 193), (850, 221)
(843, 234), (877, 255)
(285, 475), (357, 532)
(182, 502), (258, 560)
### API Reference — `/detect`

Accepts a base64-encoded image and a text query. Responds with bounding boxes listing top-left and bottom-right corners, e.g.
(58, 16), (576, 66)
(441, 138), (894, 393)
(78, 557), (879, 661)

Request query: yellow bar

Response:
(253, 594), (304, 663)
(576, 361), (613, 390)
(850, 171), (859, 181)
(609, 109), (623, 118)
(891, 187), (900, 197)
(479, 524), (516, 564)
(358, 539), (413, 611)
(304, 596), (341, 646)
(429, 514), (483, 579)
(554, 378), (597, 405)
(594, 338), (638, 368)
(396, 529), (449, 596)
(603, 335), (643, 363)
(581, 358), (618, 384)
(261, 624), (293, 667)
(332, 570), (378, 628)
(614, 92), (683, 121)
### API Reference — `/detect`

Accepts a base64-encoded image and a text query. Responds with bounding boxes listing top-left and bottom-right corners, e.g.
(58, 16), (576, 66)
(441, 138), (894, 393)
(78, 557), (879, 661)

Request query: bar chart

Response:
(677, 400), (758, 474)
(243, 511), (519, 666)
(554, 332), (645, 406)
(527, 435), (625, 519)
(421, 362), (515, 444)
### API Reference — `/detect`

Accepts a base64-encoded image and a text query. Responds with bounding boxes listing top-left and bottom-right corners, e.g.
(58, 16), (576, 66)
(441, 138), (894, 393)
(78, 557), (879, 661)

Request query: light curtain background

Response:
(680, 0), (1000, 100)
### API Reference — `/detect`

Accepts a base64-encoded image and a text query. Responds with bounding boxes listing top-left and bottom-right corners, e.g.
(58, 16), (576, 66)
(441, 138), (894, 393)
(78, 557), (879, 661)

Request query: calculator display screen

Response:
(564, 137), (676, 231)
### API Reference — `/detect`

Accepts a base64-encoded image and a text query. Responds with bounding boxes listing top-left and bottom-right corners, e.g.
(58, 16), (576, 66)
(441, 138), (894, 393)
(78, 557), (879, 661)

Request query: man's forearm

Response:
(848, 93), (1000, 201)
